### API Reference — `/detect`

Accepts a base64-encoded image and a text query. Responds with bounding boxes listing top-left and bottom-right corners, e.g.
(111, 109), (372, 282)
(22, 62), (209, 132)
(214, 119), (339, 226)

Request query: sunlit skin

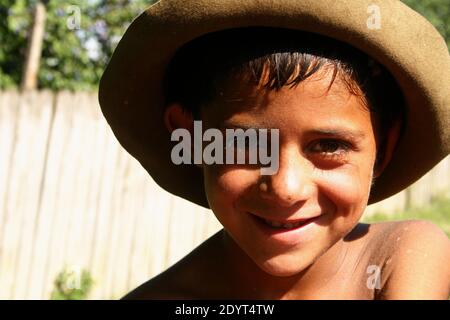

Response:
(198, 67), (382, 298)
(125, 65), (450, 300)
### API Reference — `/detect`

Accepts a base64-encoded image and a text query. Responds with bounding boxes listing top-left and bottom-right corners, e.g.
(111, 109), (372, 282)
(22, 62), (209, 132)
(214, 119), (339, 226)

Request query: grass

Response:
(362, 195), (450, 238)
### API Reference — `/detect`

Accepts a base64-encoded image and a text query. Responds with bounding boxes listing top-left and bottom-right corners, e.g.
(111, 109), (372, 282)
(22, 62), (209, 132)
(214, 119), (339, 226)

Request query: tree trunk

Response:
(21, 2), (46, 91)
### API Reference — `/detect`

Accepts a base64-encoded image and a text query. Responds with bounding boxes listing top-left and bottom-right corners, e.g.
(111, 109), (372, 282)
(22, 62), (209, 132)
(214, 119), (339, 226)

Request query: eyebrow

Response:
(219, 123), (366, 142)
(219, 123), (268, 131)
(306, 128), (366, 141)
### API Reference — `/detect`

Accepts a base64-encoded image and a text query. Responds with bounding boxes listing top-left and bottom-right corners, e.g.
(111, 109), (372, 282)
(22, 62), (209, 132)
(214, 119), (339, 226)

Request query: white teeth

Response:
(264, 219), (302, 229)
(265, 219), (282, 227)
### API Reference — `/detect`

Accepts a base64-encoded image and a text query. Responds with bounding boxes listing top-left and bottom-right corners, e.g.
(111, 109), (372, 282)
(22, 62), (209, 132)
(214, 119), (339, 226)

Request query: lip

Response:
(248, 212), (320, 246)
(250, 212), (319, 224)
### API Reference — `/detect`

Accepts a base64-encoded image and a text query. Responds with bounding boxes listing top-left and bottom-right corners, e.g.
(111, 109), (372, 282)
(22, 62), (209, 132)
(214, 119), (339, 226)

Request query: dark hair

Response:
(163, 27), (406, 167)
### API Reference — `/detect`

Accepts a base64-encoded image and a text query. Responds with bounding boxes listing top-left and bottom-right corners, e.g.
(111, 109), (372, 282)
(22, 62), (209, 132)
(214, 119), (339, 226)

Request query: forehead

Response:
(202, 68), (373, 131)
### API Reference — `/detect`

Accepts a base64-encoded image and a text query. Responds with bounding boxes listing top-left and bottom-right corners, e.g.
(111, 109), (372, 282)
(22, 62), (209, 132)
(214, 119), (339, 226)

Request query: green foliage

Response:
(362, 195), (450, 238)
(0, 1), (30, 87)
(0, 1), (448, 90)
(50, 267), (94, 300)
(0, 0), (155, 90)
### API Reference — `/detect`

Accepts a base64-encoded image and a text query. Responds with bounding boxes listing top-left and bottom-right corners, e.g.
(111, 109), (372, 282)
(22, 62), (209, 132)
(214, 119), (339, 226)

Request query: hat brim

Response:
(99, 0), (450, 208)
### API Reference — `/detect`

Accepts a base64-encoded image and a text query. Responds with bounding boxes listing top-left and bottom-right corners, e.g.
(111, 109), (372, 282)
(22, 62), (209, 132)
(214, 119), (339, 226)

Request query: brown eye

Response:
(310, 140), (350, 154)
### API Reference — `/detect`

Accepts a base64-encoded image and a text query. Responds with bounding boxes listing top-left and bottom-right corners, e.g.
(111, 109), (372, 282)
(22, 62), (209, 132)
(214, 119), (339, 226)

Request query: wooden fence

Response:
(0, 90), (448, 299)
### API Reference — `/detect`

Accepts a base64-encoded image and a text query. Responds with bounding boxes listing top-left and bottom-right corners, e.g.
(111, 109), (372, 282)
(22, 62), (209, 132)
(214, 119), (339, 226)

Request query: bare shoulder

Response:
(122, 230), (225, 300)
(355, 219), (449, 255)
(372, 220), (450, 299)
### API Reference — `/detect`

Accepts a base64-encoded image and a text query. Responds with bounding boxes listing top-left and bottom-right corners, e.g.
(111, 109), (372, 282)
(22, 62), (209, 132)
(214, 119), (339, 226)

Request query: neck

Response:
(219, 229), (347, 299)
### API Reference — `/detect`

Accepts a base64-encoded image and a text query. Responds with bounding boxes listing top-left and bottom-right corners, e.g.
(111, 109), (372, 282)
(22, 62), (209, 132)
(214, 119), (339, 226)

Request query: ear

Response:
(164, 103), (202, 169)
(164, 103), (194, 133)
(373, 119), (402, 178)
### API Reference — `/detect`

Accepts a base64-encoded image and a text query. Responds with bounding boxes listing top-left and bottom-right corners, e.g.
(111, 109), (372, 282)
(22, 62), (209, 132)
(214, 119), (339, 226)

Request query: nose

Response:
(259, 145), (313, 207)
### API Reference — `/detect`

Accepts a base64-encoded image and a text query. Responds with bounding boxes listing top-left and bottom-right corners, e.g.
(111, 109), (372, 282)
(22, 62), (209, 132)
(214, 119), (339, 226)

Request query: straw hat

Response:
(99, 0), (450, 207)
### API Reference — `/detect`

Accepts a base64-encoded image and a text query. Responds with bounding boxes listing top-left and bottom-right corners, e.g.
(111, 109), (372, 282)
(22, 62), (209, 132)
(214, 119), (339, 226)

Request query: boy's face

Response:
(200, 68), (380, 277)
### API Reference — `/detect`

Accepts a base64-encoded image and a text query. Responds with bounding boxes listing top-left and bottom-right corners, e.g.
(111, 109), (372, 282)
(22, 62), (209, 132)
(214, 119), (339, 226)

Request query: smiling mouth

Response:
(249, 212), (318, 231)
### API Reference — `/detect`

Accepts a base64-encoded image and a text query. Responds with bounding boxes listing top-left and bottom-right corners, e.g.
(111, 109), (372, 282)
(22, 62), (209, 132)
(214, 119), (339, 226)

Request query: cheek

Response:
(315, 164), (373, 226)
(203, 166), (257, 214)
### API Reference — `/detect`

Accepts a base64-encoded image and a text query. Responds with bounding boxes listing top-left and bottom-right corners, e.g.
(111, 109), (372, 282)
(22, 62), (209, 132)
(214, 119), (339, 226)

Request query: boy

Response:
(99, 0), (450, 299)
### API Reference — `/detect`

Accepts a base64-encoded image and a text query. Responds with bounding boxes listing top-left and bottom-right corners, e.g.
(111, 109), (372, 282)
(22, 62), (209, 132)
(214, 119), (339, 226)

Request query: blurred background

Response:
(0, 0), (448, 299)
